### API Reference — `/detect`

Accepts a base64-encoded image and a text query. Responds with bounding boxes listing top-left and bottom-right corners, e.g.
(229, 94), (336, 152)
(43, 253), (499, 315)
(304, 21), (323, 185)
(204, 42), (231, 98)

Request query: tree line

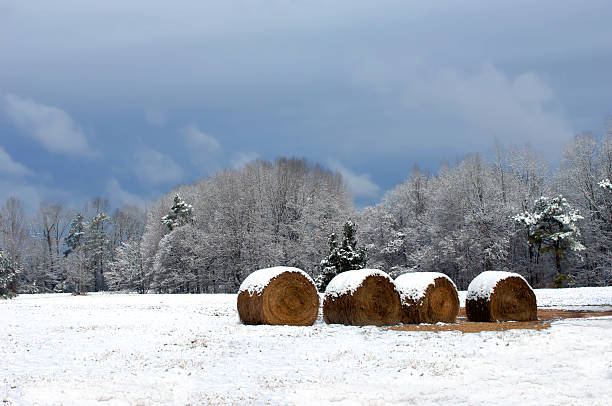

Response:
(361, 134), (611, 288)
(1, 135), (611, 297)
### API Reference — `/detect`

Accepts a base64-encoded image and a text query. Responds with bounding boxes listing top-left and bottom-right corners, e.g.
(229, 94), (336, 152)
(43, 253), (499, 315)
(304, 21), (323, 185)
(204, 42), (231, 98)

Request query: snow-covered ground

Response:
(1, 288), (611, 405)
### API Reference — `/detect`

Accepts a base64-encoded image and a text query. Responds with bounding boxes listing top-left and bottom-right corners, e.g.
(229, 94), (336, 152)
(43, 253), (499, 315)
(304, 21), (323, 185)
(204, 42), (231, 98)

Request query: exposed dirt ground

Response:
(390, 308), (612, 333)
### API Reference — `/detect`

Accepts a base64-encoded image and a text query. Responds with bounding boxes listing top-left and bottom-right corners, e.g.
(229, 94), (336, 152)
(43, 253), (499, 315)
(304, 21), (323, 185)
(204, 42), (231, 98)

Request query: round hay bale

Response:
(237, 267), (319, 326)
(466, 271), (537, 322)
(323, 269), (401, 326)
(394, 272), (459, 324)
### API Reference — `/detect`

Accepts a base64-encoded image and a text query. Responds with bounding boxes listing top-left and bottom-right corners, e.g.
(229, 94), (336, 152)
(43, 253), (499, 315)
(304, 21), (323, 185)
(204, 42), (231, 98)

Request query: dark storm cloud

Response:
(0, 0), (611, 207)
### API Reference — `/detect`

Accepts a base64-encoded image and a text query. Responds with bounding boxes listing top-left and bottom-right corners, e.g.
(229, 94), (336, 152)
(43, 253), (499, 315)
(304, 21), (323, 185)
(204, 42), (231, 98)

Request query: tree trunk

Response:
(554, 243), (562, 276)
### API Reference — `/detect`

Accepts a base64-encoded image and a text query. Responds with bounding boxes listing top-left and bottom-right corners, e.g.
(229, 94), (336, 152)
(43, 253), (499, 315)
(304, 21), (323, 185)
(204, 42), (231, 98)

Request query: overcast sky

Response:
(1, 0), (611, 210)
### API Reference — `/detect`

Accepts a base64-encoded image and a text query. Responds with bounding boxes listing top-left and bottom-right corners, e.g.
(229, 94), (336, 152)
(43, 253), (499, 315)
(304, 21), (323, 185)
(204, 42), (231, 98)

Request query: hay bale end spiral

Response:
(237, 266), (319, 326)
(466, 271), (537, 322)
(323, 269), (401, 326)
(394, 272), (459, 324)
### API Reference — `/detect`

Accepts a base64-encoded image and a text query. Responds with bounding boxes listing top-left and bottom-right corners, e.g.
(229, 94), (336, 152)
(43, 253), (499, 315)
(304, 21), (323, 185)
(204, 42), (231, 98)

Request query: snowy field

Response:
(1, 288), (611, 406)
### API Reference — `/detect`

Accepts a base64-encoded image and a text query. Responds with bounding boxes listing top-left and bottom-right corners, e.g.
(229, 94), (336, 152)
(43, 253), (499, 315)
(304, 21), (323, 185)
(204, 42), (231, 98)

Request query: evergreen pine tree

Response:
(64, 213), (86, 257)
(162, 194), (193, 231)
(316, 221), (367, 292)
(514, 195), (585, 286)
(64, 213), (89, 294)
(86, 212), (111, 291)
(316, 233), (339, 292)
(0, 248), (19, 299)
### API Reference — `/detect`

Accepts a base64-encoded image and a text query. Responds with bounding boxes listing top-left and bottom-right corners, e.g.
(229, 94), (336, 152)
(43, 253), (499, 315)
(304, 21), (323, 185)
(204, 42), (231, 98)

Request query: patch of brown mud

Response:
(390, 308), (612, 333)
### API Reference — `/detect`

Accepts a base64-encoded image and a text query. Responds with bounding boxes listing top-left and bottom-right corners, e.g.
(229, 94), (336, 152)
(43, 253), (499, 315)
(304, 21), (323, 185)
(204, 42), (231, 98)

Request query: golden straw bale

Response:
(323, 269), (401, 326)
(466, 271), (537, 322)
(395, 272), (459, 324)
(237, 267), (319, 326)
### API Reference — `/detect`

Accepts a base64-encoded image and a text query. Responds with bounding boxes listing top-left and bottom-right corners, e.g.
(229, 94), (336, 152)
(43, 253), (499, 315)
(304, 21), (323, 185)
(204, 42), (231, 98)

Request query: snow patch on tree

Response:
(0, 249), (19, 298)
(161, 194), (193, 231)
(513, 195), (584, 250)
(514, 195), (585, 282)
(316, 221), (367, 292)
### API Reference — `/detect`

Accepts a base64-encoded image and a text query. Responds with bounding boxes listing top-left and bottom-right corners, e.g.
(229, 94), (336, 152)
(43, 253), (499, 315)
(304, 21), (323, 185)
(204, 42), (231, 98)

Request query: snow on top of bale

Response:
(238, 266), (313, 295)
(467, 271), (530, 301)
(324, 269), (393, 299)
(395, 272), (456, 303)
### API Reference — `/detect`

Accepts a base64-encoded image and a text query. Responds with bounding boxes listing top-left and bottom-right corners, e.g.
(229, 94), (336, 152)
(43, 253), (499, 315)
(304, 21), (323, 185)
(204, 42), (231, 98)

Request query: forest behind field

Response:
(1, 133), (611, 296)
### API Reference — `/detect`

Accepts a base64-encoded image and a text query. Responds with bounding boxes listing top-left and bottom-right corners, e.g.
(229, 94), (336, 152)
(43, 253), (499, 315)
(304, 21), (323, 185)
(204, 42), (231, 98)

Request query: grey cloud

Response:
(182, 125), (221, 172)
(328, 159), (381, 199)
(0, 178), (74, 212)
(2, 94), (96, 157)
(183, 125), (220, 154)
(0, 146), (34, 177)
(0, 0), (609, 208)
(133, 147), (183, 185)
(418, 65), (574, 152)
(106, 178), (145, 207)
(352, 62), (574, 157)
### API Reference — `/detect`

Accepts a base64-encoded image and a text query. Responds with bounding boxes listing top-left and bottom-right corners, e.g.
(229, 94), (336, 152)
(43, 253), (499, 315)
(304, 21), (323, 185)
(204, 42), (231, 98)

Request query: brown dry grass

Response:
(390, 308), (612, 333)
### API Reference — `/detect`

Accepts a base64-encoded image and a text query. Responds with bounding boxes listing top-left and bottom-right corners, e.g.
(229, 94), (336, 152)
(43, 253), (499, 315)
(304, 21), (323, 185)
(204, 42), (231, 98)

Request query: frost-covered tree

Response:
(140, 158), (352, 293)
(63, 213), (88, 293)
(109, 205), (145, 264)
(107, 239), (147, 293)
(316, 233), (339, 292)
(0, 197), (27, 269)
(64, 246), (91, 295)
(151, 225), (203, 293)
(162, 194), (193, 231)
(85, 212), (111, 291)
(316, 221), (367, 291)
(360, 148), (551, 288)
(64, 213), (86, 257)
(0, 248), (19, 298)
(514, 196), (584, 285)
(558, 134), (612, 286)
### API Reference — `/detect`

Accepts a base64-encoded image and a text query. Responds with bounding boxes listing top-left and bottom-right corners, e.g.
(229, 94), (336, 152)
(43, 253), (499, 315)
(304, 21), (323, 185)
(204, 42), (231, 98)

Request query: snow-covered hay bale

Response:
(466, 271), (537, 322)
(394, 272), (459, 324)
(237, 267), (319, 326)
(323, 269), (401, 326)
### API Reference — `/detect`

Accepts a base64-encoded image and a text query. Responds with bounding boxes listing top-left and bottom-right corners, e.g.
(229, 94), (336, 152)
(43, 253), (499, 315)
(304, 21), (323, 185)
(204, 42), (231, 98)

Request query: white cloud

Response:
(183, 125), (221, 153)
(327, 159), (381, 198)
(106, 178), (145, 207)
(133, 147), (183, 184)
(354, 62), (574, 157)
(2, 94), (96, 157)
(0, 146), (34, 177)
(182, 125), (221, 171)
(415, 65), (574, 149)
(231, 152), (259, 169)
(0, 178), (74, 212)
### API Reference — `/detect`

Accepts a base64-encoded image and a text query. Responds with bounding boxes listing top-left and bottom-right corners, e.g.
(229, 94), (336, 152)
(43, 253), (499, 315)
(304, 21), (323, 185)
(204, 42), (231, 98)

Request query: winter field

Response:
(1, 288), (611, 406)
